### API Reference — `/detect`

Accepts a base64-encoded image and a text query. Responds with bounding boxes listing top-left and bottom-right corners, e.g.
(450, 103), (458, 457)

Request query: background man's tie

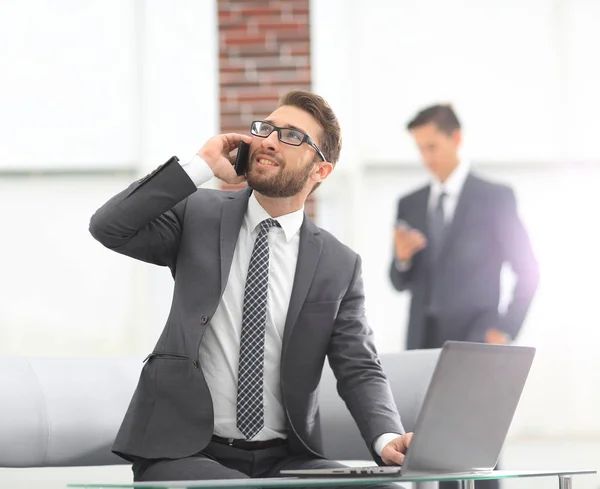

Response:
(428, 190), (447, 261)
(426, 191), (447, 316)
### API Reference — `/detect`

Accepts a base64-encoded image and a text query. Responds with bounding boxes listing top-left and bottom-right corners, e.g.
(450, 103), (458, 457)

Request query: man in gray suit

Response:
(389, 104), (539, 489)
(90, 90), (411, 483)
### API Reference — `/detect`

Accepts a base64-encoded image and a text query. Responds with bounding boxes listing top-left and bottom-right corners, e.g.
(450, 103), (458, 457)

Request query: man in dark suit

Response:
(389, 104), (539, 489)
(90, 90), (411, 484)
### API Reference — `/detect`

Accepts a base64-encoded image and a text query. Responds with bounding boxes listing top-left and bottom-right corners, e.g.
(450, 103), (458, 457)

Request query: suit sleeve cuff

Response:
(373, 433), (402, 457)
(179, 154), (215, 187)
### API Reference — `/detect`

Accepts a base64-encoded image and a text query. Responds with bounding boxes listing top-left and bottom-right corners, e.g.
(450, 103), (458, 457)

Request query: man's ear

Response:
(311, 161), (334, 183)
(451, 129), (462, 147)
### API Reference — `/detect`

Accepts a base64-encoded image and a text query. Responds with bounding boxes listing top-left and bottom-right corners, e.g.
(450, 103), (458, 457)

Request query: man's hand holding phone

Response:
(197, 133), (252, 185)
(394, 221), (427, 263)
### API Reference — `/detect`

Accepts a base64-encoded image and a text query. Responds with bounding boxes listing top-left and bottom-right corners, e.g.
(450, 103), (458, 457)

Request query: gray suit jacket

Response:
(389, 173), (539, 350)
(90, 157), (404, 463)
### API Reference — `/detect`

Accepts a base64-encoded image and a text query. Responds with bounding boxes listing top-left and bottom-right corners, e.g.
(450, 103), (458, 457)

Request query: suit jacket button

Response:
(192, 360), (200, 369)
(200, 315), (209, 324)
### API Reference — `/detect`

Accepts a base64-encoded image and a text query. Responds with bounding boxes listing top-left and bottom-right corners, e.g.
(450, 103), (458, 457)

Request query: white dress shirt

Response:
(179, 155), (397, 455)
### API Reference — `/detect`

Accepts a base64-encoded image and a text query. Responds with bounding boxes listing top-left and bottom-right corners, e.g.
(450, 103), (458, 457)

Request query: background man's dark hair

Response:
(407, 104), (461, 135)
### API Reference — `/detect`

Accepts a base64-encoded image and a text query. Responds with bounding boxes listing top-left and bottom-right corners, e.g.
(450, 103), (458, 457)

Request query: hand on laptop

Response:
(485, 328), (509, 345)
(381, 432), (413, 466)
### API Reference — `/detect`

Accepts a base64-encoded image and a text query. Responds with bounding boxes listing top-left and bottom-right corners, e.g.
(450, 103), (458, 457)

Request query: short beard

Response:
(246, 160), (314, 198)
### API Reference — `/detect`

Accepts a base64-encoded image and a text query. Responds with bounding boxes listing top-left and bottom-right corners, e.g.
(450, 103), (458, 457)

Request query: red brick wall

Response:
(218, 0), (316, 219)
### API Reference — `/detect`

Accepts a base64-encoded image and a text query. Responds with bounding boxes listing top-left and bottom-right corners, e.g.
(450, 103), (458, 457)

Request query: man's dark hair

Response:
(279, 89), (342, 166)
(407, 104), (461, 135)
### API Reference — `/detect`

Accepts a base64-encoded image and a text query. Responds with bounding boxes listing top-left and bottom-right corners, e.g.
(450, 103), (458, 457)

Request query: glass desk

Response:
(69, 469), (596, 489)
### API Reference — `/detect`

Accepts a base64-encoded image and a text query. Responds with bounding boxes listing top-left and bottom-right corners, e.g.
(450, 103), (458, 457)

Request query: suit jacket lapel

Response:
(282, 215), (323, 356)
(438, 173), (475, 262)
(219, 187), (252, 296)
(413, 186), (430, 234)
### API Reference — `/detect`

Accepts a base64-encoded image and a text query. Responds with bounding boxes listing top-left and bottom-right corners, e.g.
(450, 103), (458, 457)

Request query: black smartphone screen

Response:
(234, 141), (250, 176)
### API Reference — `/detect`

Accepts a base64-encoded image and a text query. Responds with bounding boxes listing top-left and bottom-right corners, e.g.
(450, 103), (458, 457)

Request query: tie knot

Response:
(258, 218), (280, 233)
(437, 191), (447, 207)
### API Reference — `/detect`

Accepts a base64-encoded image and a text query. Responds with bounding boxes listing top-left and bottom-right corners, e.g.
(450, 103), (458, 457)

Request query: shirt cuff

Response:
(373, 432), (403, 457)
(394, 259), (412, 272)
(179, 154), (215, 187)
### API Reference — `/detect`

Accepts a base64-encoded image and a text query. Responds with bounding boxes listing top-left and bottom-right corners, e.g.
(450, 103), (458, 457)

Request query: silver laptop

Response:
(281, 341), (536, 477)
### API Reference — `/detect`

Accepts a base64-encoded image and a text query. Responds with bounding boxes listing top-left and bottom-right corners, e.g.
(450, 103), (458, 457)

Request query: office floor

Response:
(1, 438), (597, 489)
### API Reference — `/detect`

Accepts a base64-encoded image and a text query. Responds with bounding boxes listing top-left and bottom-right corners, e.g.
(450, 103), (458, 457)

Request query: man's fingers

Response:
(382, 446), (405, 466)
(398, 228), (424, 241)
(408, 229), (425, 240)
(395, 228), (412, 247)
(223, 133), (252, 148)
(395, 226), (410, 237)
(395, 228), (427, 260)
(408, 232), (427, 249)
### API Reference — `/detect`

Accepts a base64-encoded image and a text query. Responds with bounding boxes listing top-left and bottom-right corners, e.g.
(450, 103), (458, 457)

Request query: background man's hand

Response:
(394, 225), (427, 262)
(197, 133), (253, 185)
(485, 328), (509, 344)
(381, 432), (413, 466)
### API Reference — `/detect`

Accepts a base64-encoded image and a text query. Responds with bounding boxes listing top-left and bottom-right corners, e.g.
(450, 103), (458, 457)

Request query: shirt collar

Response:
(431, 159), (471, 199)
(246, 192), (304, 243)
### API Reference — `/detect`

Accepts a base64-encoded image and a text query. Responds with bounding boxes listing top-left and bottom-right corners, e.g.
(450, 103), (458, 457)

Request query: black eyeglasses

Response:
(250, 121), (326, 162)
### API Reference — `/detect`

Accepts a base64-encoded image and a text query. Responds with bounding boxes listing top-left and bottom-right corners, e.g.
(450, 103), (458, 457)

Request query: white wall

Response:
(0, 0), (218, 357)
(0, 2), (138, 169)
(313, 0), (600, 167)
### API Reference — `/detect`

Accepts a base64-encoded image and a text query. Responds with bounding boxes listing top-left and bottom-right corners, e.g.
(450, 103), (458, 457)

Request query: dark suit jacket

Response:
(389, 173), (539, 350)
(90, 157), (404, 463)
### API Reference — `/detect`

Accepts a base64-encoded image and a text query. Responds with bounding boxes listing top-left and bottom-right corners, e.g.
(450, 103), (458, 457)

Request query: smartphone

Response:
(395, 219), (412, 230)
(234, 141), (250, 176)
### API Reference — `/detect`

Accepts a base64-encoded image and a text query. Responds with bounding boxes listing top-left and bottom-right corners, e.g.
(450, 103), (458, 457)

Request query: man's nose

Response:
(261, 131), (280, 151)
